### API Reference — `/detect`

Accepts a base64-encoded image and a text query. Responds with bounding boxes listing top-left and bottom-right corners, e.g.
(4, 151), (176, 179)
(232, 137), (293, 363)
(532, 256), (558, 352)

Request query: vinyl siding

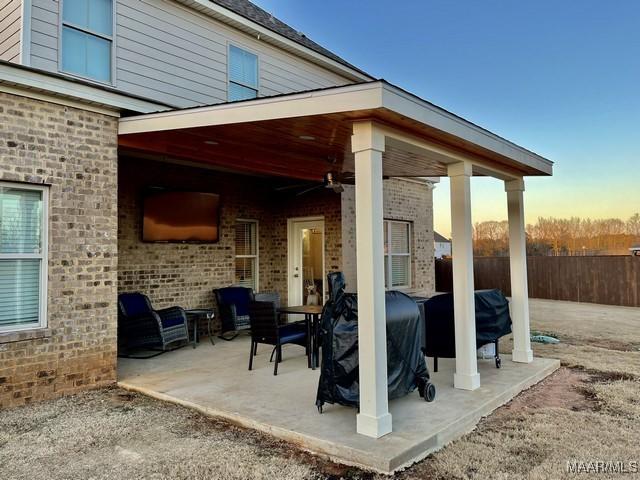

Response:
(0, 0), (21, 62)
(28, 0), (354, 107)
(30, 0), (57, 71)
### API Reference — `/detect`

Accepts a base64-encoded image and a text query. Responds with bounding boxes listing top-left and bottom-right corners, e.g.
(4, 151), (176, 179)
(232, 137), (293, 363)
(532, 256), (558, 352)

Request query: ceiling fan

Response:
(275, 171), (354, 196)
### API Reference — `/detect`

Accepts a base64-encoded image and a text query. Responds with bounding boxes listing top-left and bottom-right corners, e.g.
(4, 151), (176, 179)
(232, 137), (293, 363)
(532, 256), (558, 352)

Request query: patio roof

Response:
(118, 80), (553, 182)
(117, 79), (551, 440)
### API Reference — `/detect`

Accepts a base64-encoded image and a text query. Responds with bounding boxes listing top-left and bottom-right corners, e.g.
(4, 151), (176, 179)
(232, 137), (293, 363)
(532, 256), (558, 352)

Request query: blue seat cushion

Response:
(217, 287), (253, 317)
(279, 323), (306, 344)
(280, 331), (307, 344)
(160, 313), (185, 329)
(119, 293), (151, 317)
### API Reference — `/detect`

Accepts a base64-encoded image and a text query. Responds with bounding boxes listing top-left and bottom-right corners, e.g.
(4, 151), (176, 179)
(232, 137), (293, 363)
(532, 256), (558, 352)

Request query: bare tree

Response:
(473, 213), (640, 257)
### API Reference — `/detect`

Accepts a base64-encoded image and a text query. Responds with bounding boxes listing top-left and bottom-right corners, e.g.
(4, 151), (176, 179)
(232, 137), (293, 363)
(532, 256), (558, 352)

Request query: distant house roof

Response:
(434, 232), (451, 243)
(210, 0), (371, 78)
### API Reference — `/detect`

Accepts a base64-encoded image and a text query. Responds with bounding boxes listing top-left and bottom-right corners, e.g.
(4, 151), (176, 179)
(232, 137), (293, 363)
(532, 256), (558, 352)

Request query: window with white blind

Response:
(228, 44), (258, 101)
(384, 220), (411, 289)
(0, 183), (48, 333)
(235, 220), (258, 290)
(60, 0), (113, 83)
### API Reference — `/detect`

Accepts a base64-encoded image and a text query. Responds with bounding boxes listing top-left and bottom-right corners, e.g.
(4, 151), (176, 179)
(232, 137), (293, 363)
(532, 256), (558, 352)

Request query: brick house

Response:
(0, 0), (552, 443)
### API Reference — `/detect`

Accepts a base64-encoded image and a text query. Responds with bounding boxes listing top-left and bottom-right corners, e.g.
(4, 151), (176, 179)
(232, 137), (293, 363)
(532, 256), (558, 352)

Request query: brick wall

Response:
(118, 158), (342, 324)
(0, 92), (119, 408)
(341, 178), (435, 295)
(0, 92), (436, 408)
(119, 160), (435, 329)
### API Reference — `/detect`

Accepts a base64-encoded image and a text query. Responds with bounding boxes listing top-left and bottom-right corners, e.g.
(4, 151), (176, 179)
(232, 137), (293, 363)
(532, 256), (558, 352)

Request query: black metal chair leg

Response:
(253, 341), (258, 356)
(207, 314), (215, 345)
(434, 356), (438, 373)
(273, 343), (280, 376)
(248, 340), (254, 371)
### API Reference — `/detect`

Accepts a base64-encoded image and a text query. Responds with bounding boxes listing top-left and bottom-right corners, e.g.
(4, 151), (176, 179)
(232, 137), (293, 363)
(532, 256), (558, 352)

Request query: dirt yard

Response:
(1, 299), (639, 480)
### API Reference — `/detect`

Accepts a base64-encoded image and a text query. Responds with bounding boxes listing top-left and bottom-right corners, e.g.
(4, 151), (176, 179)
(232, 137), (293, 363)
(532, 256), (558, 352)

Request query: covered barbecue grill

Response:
(422, 289), (512, 370)
(316, 272), (435, 412)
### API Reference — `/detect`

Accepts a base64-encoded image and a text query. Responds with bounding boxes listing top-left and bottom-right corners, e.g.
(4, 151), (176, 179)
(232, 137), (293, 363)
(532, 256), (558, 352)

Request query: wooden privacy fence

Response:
(435, 256), (640, 307)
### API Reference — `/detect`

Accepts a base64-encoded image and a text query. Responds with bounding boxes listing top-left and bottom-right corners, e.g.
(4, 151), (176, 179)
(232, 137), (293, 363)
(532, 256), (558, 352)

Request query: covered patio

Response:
(117, 79), (555, 467)
(118, 337), (559, 473)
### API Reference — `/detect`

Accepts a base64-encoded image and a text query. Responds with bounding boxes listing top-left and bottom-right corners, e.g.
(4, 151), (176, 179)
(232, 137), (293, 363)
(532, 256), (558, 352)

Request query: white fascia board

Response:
(0, 63), (169, 114)
(0, 83), (118, 116)
(175, 0), (372, 83)
(118, 82), (384, 134)
(119, 80), (553, 177)
(380, 83), (553, 176)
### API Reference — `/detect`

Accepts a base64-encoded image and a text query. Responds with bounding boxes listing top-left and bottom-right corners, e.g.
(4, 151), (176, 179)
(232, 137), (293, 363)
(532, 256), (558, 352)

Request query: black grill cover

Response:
(423, 289), (512, 358)
(316, 272), (430, 410)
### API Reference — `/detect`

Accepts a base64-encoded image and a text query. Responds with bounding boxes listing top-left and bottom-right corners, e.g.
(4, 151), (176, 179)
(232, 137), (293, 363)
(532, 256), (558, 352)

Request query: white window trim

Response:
(227, 42), (260, 101)
(58, 0), (117, 86)
(384, 219), (412, 290)
(0, 182), (48, 333)
(235, 219), (259, 291)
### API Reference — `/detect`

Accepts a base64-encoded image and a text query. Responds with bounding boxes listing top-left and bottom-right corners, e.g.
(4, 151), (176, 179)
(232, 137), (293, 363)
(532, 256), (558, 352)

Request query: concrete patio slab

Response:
(118, 337), (559, 474)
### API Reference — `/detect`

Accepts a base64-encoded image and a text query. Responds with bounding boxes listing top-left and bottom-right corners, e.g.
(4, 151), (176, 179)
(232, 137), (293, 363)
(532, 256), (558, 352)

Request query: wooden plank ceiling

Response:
(118, 111), (450, 181)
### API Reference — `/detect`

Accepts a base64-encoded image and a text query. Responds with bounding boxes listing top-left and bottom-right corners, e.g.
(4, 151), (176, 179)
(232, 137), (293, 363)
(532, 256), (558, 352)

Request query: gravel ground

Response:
(2, 300), (639, 480)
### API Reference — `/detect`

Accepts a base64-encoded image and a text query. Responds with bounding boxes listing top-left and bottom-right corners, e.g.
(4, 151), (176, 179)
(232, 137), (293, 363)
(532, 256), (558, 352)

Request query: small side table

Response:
(185, 309), (215, 348)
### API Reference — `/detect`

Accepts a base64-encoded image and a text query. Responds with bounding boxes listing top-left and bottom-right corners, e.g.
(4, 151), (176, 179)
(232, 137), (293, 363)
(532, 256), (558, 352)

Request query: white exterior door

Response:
(288, 217), (325, 307)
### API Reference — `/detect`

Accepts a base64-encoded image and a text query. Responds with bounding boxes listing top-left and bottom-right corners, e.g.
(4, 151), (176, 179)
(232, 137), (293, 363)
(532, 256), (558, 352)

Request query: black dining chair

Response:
(247, 300), (308, 375)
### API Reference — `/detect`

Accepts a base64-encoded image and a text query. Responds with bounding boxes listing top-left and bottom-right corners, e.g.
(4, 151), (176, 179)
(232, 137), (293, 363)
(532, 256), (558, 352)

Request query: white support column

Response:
(448, 161), (480, 391)
(505, 179), (533, 363)
(352, 121), (392, 438)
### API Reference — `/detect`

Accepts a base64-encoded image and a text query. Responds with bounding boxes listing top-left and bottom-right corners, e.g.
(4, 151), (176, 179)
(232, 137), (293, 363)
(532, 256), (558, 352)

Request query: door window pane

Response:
(302, 228), (322, 305)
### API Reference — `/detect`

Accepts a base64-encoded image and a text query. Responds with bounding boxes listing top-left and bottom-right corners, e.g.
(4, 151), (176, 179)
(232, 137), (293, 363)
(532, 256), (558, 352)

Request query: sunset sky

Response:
(254, 0), (640, 237)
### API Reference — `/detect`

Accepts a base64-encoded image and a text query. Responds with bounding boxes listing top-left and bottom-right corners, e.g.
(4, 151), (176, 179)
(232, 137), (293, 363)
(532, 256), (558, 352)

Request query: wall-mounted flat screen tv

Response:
(142, 190), (220, 243)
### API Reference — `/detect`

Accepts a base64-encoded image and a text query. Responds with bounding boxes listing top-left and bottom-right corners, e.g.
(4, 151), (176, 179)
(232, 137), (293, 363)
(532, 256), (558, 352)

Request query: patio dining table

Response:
(278, 305), (323, 369)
